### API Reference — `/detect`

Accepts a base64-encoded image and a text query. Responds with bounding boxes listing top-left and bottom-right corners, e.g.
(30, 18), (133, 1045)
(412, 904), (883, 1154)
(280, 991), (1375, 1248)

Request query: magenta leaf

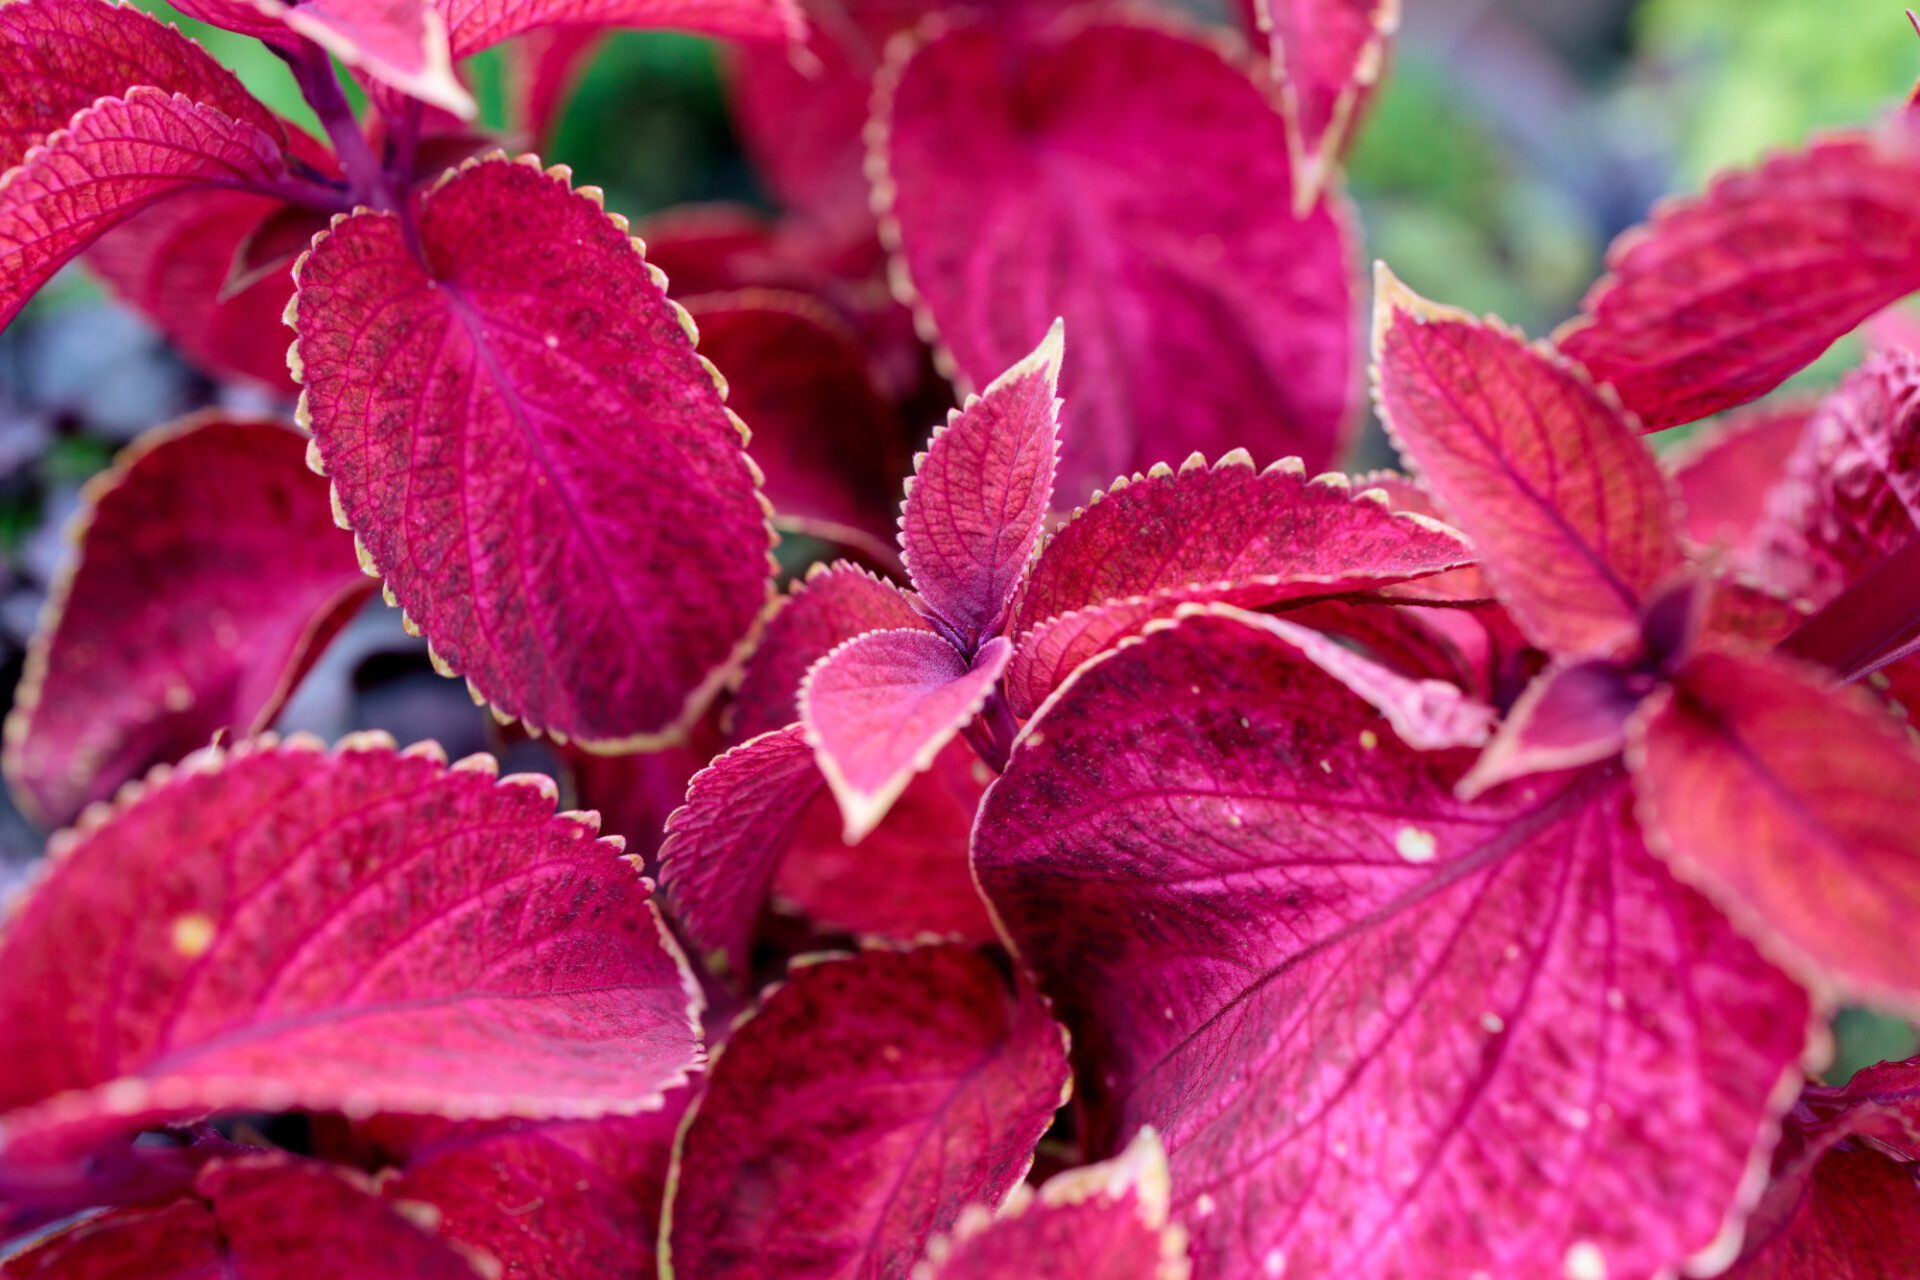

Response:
(0, 0), (284, 168)
(1630, 648), (1920, 1015)
(291, 155), (775, 747)
(441, 0), (804, 61)
(1, 415), (368, 830)
(0, 88), (290, 336)
(658, 724), (825, 978)
(686, 290), (909, 567)
(285, 0), (470, 118)
(660, 943), (1070, 1280)
(1555, 134), (1920, 430)
(874, 13), (1358, 499)
(509, 27), (606, 146)
(1004, 456), (1474, 716)
(0, 735), (702, 1162)
(800, 629), (1011, 841)
(973, 606), (1816, 1280)
(1373, 267), (1683, 658)
(731, 562), (929, 743)
(1457, 658), (1651, 798)
(900, 320), (1063, 649)
(918, 1128), (1189, 1280)
(1667, 400), (1814, 554)
(1, 1153), (489, 1278)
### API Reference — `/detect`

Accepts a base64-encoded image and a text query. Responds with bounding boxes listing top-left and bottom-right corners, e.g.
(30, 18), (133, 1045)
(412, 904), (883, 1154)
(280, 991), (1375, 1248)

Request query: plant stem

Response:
(284, 40), (396, 213)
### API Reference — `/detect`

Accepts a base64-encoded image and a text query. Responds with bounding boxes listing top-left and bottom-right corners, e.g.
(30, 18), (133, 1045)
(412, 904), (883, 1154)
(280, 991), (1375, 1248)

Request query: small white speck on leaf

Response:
(1394, 826), (1436, 863)
(1263, 1248), (1287, 1277)
(170, 913), (216, 957)
(1480, 1012), (1505, 1034)
(1564, 1241), (1606, 1280)
(1359, 730), (1378, 750)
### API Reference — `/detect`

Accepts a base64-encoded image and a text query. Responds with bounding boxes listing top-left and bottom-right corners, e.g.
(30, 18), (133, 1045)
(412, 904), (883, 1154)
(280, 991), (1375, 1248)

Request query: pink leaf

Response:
(0, 735), (703, 1162)
(0, 0), (284, 168)
(1630, 648), (1920, 1015)
(1456, 658), (1650, 798)
(1, 415), (368, 830)
(660, 943), (1070, 1280)
(1004, 457), (1474, 716)
(441, 0), (804, 61)
(686, 290), (910, 567)
(800, 629), (1010, 841)
(0, 89), (290, 335)
(291, 155), (774, 748)
(731, 562), (928, 743)
(776, 737), (993, 943)
(508, 26), (605, 147)
(917, 1128), (1189, 1280)
(1667, 401), (1815, 554)
(1237, 0), (1398, 212)
(874, 13), (1358, 501)
(285, 0), (471, 118)
(658, 724), (825, 979)
(973, 607), (1815, 1280)
(1372, 267), (1683, 658)
(1555, 134), (1920, 430)
(900, 320), (1063, 648)
(1, 1154), (489, 1278)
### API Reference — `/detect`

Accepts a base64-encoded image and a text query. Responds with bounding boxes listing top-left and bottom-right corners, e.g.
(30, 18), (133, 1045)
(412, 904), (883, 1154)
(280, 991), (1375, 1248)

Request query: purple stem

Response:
(284, 40), (396, 213)
(962, 687), (1019, 775)
(1776, 535), (1920, 682)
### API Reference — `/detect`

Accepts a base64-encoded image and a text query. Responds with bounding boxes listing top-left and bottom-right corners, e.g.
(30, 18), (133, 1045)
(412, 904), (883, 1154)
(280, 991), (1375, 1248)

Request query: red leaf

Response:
(0, 735), (702, 1162)
(1630, 648), (1920, 1015)
(1667, 401), (1814, 554)
(917, 1129), (1189, 1280)
(291, 155), (774, 747)
(874, 13), (1358, 500)
(0, 0), (284, 168)
(659, 724), (825, 978)
(509, 26), (606, 146)
(289, 0), (471, 118)
(731, 561), (928, 743)
(660, 944), (1070, 1280)
(901, 321), (1063, 648)
(84, 190), (304, 391)
(441, 0), (804, 61)
(1556, 134), (1920, 430)
(1004, 456), (1474, 716)
(686, 290), (909, 568)
(800, 629), (1009, 841)
(0, 89), (290, 335)
(1, 1154), (488, 1278)
(973, 607), (1815, 1280)
(1372, 267), (1683, 658)
(0, 415), (368, 830)
(1236, 0), (1398, 212)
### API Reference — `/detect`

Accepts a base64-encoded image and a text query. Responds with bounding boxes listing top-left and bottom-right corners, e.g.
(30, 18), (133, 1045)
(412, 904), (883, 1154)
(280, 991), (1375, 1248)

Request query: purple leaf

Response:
(1456, 658), (1651, 799)
(1, 414), (369, 829)
(660, 943), (1070, 1280)
(874, 13), (1358, 500)
(973, 607), (1815, 1280)
(800, 629), (1011, 841)
(290, 155), (775, 748)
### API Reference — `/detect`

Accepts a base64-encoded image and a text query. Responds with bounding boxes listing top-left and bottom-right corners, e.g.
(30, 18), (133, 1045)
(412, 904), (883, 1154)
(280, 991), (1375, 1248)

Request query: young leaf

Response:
(874, 14), (1357, 500)
(280, 0), (471, 118)
(0, 0), (284, 167)
(1, 415), (369, 829)
(1667, 401), (1814, 554)
(0, 88), (290, 335)
(731, 562), (929, 743)
(658, 725), (825, 978)
(1630, 649), (1920, 1015)
(900, 320), (1063, 649)
(0, 736), (703, 1162)
(914, 1128), (1189, 1280)
(973, 608), (1815, 1280)
(1556, 135), (1920, 430)
(660, 944), (1070, 1280)
(291, 155), (774, 747)
(1002, 455), (1475, 714)
(1372, 267), (1683, 658)
(441, 0), (805, 61)
(799, 629), (1011, 842)
(1456, 658), (1651, 798)
(0, 1153), (488, 1278)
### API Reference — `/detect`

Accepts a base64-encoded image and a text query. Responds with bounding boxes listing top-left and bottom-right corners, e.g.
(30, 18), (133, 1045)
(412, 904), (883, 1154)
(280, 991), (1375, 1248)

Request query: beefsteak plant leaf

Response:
(1556, 134), (1920, 430)
(1, 415), (368, 830)
(900, 318), (1063, 650)
(915, 1128), (1189, 1280)
(1456, 656), (1653, 798)
(1667, 400), (1815, 554)
(1630, 649), (1920, 1015)
(660, 943), (1071, 1280)
(291, 154), (775, 748)
(973, 607), (1817, 1280)
(441, 0), (805, 61)
(1003, 451), (1474, 716)
(0, 734), (703, 1162)
(799, 629), (1011, 842)
(1372, 267), (1683, 658)
(0, 1153), (490, 1279)
(874, 11), (1358, 499)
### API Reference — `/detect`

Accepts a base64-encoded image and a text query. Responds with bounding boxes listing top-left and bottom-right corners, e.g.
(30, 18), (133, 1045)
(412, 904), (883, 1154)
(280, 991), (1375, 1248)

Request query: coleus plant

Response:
(4, 0), (1920, 1279)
